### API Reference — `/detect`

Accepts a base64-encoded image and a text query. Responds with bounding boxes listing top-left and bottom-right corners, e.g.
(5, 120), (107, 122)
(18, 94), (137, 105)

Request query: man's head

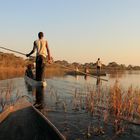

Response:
(38, 32), (44, 39)
(98, 58), (100, 60)
(27, 64), (32, 69)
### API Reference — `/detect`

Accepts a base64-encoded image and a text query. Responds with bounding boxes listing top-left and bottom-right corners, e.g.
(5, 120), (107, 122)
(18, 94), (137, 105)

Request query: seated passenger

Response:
(25, 64), (34, 79)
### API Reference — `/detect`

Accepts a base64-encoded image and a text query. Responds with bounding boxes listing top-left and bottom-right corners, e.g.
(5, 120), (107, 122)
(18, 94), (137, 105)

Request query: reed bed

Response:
(45, 67), (66, 78)
(0, 66), (66, 80)
(42, 80), (140, 139)
(0, 82), (22, 113)
(0, 67), (25, 80)
(1, 75), (140, 139)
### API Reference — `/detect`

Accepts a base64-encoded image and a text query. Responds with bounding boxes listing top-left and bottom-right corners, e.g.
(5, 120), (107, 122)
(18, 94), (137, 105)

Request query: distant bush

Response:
(0, 52), (25, 68)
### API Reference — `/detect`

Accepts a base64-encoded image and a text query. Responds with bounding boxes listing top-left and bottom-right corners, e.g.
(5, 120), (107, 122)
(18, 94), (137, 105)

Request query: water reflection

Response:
(74, 75), (79, 81)
(96, 76), (102, 95)
(96, 76), (101, 86)
(25, 81), (33, 92)
(1, 74), (140, 139)
(84, 75), (89, 80)
(25, 82), (45, 110)
(34, 86), (45, 109)
(108, 70), (126, 79)
(0, 70), (24, 80)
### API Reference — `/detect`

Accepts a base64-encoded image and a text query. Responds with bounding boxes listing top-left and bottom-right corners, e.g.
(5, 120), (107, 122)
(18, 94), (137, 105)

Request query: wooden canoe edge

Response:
(0, 106), (13, 123)
(0, 98), (31, 123)
(0, 98), (66, 140)
(32, 105), (66, 140)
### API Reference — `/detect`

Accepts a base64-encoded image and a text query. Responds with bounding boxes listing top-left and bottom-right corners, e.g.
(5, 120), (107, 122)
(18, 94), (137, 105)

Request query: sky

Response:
(0, 0), (140, 66)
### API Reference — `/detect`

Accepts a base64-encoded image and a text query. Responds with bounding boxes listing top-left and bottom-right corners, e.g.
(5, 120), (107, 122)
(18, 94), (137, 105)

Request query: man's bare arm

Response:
(46, 41), (51, 60)
(26, 41), (36, 57)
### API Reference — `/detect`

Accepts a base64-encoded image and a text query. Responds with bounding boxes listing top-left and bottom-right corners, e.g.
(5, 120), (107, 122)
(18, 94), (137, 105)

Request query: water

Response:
(108, 70), (140, 88)
(0, 71), (140, 140)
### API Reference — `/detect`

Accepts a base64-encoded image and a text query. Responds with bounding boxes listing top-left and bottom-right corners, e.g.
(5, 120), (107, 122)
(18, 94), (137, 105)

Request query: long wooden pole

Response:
(0, 46), (26, 56)
(0, 46), (108, 82)
(53, 63), (108, 82)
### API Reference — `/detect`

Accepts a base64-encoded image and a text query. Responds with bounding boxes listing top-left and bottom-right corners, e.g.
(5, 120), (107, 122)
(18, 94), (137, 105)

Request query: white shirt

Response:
(97, 60), (102, 67)
(33, 39), (47, 58)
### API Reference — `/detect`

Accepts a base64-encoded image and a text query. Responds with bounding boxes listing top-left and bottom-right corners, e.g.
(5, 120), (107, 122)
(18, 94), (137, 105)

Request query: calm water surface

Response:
(0, 70), (140, 140)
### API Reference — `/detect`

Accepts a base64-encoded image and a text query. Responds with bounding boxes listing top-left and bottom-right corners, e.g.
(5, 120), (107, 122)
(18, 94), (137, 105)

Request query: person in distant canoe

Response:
(96, 58), (102, 75)
(85, 67), (89, 75)
(26, 32), (52, 81)
(75, 66), (79, 75)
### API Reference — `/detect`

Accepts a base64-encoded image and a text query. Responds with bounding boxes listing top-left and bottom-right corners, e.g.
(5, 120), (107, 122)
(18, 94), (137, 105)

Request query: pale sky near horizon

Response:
(0, 0), (140, 66)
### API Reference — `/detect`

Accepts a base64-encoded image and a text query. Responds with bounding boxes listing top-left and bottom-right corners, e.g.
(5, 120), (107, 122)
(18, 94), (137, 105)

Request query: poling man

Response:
(26, 32), (52, 81)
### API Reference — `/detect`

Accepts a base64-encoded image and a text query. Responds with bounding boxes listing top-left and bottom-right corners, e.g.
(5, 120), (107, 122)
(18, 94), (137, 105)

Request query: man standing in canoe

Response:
(96, 58), (102, 76)
(26, 32), (51, 81)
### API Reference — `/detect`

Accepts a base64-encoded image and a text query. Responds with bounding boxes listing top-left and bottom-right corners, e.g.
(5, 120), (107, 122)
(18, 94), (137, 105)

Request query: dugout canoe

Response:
(67, 71), (106, 76)
(24, 75), (47, 87)
(0, 97), (66, 140)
